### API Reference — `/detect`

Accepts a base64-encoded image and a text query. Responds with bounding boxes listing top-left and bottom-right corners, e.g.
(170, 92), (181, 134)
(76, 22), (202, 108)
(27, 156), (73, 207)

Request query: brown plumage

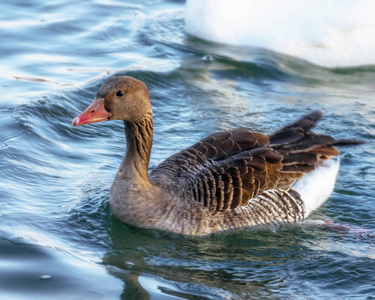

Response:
(72, 76), (363, 236)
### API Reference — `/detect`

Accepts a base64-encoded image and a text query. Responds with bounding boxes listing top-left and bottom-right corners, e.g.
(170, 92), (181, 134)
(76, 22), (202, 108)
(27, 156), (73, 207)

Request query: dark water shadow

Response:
(102, 218), (317, 299)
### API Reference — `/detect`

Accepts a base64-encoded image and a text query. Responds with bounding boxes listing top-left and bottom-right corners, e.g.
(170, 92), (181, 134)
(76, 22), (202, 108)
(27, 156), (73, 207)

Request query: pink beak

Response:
(72, 98), (111, 127)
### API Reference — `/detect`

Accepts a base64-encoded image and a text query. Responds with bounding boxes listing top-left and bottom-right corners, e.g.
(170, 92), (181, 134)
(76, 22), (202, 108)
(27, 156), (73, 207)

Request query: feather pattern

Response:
(151, 109), (361, 221)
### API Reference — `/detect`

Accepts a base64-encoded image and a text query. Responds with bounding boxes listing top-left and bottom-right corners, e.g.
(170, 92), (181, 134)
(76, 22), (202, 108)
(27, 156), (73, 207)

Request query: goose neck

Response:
(121, 117), (153, 182)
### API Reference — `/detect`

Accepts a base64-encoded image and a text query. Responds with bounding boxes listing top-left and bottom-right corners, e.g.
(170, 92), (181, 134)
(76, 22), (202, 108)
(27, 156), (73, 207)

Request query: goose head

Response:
(72, 76), (152, 127)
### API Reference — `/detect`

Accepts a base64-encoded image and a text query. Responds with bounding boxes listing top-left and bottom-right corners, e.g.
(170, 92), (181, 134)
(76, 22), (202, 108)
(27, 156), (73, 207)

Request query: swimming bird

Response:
(185, 0), (375, 67)
(72, 76), (362, 236)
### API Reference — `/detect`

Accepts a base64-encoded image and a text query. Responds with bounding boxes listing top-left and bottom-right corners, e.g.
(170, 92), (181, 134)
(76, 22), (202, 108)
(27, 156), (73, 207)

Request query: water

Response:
(1, 0), (375, 299)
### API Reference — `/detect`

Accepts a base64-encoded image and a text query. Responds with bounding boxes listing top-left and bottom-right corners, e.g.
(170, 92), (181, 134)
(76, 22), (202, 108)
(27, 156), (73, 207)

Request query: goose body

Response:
(185, 0), (375, 67)
(72, 76), (361, 236)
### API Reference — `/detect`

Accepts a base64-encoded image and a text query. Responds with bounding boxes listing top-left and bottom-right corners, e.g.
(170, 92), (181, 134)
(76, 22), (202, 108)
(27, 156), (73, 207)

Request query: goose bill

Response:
(72, 98), (111, 127)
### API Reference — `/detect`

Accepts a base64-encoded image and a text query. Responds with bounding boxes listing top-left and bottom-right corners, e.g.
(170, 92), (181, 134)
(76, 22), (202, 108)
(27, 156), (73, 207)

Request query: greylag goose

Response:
(72, 76), (362, 236)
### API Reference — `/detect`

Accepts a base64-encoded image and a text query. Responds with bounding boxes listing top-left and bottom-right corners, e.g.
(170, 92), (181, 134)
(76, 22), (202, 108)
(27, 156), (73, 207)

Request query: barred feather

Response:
(151, 110), (363, 224)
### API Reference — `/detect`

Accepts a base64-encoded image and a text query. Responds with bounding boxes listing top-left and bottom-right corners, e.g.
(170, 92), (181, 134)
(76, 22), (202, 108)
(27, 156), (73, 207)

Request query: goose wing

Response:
(150, 110), (358, 218)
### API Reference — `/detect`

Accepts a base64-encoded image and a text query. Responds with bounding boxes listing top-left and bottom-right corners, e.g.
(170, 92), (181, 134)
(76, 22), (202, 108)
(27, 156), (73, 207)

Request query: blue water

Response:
(1, 0), (375, 299)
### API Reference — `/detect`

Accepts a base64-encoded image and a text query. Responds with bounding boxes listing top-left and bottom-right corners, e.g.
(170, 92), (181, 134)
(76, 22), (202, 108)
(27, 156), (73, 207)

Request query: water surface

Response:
(1, 0), (374, 299)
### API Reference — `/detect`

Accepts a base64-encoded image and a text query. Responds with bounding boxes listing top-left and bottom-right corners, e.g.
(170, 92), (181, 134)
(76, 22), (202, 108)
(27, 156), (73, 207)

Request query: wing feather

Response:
(150, 111), (350, 217)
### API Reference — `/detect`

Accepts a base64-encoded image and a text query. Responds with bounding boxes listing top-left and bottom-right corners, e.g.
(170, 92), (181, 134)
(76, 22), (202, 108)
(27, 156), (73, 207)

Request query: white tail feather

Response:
(292, 158), (340, 218)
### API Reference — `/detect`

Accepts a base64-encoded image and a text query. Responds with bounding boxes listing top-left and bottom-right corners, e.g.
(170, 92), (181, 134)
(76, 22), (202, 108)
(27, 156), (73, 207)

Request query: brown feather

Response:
(150, 110), (352, 217)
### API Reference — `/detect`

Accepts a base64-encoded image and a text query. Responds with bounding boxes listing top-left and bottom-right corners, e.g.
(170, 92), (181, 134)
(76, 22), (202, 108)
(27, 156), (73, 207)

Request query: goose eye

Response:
(116, 90), (124, 97)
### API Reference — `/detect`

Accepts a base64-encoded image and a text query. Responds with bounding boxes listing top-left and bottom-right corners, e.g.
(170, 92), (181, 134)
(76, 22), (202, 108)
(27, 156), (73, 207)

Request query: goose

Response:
(72, 76), (362, 236)
(185, 0), (375, 67)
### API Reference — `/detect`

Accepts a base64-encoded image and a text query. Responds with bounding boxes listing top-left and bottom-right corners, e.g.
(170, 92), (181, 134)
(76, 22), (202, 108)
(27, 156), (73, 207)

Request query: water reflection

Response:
(103, 220), (313, 299)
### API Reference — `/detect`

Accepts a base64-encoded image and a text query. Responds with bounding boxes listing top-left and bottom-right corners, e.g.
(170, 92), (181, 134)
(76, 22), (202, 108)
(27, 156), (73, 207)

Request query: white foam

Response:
(292, 158), (340, 217)
(185, 0), (375, 67)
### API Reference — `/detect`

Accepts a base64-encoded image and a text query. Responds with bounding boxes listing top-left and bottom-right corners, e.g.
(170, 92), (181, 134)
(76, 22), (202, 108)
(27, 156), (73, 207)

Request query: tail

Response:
(268, 109), (365, 175)
(269, 109), (365, 146)
(268, 110), (365, 216)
